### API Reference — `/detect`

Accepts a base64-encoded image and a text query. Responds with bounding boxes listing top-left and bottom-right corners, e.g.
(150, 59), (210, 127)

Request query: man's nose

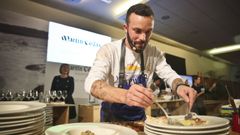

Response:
(139, 33), (146, 41)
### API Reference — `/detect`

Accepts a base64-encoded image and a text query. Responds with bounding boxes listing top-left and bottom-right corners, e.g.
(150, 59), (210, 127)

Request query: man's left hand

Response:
(176, 85), (197, 110)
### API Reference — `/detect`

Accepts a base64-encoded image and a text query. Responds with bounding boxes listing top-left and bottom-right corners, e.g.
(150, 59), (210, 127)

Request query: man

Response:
(191, 75), (206, 115)
(150, 72), (166, 96)
(85, 3), (197, 122)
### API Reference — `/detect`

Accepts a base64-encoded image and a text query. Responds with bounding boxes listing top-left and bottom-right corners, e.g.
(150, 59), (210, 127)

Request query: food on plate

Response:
(146, 115), (207, 126)
(178, 117), (207, 126)
(81, 130), (95, 135)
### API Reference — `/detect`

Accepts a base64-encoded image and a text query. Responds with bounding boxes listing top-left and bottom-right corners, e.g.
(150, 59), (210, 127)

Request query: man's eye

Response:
(135, 30), (141, 34)
(146, 31), (151, 35)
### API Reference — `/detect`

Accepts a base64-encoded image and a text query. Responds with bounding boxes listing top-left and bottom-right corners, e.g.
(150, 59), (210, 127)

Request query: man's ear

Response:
(123, 24), (128, 33)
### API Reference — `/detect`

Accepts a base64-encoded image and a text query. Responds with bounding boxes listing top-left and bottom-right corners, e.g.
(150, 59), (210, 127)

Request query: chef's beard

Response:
(126, 32), (147, 53)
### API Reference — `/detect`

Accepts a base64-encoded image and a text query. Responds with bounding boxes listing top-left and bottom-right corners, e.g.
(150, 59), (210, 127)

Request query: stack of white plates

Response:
(45, 106), (53, 129)
(0, 101), (46, 135)
(144, 115), (230, 135)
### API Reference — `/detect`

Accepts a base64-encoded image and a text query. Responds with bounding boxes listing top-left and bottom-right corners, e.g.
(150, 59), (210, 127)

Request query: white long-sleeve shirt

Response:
(84, 39), (181, 93)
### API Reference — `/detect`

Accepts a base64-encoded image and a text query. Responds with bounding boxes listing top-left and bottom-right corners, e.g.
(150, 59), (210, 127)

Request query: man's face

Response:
(124, 13), (154, 51)
(155, 79), (161, 86)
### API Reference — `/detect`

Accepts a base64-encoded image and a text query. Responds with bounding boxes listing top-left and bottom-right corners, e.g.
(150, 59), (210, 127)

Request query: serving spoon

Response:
(152, 88), (198, 125)
(152, 89), (175, 125)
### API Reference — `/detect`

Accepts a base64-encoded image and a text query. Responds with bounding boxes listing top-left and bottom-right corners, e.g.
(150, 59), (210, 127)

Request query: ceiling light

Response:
(207, 44), (240, 55)
(101, 0), (112, 4)
(114, 0), (149, 16)
(64, 0), (81, 3)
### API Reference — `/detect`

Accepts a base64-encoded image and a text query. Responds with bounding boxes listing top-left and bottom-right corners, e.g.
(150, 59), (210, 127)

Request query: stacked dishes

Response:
(144, 115), (230, 135)
(45, 106), (53, 129)
(0, 101), (46, 135)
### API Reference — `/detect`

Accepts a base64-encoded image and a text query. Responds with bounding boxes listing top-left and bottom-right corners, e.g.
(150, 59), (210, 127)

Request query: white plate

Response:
(0, 120), (45, 134)
(0, 113), (45, 125)
(145, 124), (230, 134)
(0, 101), (46, 115)
(0, 111), (45, 120)
(145, 115), (230, 130)
(14, 126), (45, 135)
(0, 114), (45, 128)
(144, 127), (229, 135)
(45, 123), (138, 135)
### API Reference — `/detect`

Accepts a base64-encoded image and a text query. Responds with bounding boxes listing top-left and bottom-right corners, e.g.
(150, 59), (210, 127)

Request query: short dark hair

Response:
(152, 72), (160, 81)
(59, 64), (69, 74)
(126, 3), (154, 24)
(192, 75), (199, 81)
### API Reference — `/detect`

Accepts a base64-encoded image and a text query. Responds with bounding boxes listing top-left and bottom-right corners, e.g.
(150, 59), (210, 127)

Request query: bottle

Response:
(44, 94), (50, 103)
(6, 90), (13, 101)
(38, 92), (44, 102)
(89, 94), (95, 103)
(238, 105), (240, 116)
(232, 105), (240, 132)
(22, 91), (29, 101)
(28, 90), (34, 101)
(34, 91), (39, 100)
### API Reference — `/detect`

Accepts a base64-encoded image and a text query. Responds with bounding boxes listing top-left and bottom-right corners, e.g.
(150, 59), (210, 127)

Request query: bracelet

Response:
(175, 83), (189, 92)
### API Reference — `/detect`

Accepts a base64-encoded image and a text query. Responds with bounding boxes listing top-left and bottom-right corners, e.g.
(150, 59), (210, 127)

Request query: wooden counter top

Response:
(46, 103), (70, 125)
(47, 103), (76, 106)
(155, 98), (184, 103)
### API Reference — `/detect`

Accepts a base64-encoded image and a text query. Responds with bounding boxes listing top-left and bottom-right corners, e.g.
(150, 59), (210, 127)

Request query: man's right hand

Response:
(124, 84), (154, 108)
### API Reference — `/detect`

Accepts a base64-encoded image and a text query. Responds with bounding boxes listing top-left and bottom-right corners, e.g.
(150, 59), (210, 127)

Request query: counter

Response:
(47, 103), (75, 125)
(78, 103), (100, 122)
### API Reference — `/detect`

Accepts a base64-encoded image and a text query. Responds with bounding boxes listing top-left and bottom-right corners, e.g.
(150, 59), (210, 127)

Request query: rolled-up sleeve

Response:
(84, 45), (111, 94)
(155, 53), (181, 90)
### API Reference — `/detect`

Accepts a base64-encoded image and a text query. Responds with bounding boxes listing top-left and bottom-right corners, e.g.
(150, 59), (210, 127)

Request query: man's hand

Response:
(176, 85), (197, 110)
(124, 84), (154, 108)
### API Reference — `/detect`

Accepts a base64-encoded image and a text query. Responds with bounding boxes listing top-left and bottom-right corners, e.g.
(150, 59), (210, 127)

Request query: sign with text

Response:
(47, 22), (111, 66)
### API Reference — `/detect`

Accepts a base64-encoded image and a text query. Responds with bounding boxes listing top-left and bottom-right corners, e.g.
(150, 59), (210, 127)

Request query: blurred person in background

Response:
(191, 75), (206, 115)
(51, 64), (76, 119)
(207, 79), (228, 100)
(150, 72), (166, 96)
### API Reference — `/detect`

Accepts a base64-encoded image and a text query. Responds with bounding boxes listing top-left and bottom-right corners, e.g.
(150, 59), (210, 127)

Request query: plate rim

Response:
(144, 124), (230, 134)
(0, 101), (46, 115)
(45, 122), (138, 135)
(0, 111), (45, 120)
(145, 115), (230, 130)
(0, 114), (45, 128)
(144, 126), (229, 135)
(0, 120), (45, 134)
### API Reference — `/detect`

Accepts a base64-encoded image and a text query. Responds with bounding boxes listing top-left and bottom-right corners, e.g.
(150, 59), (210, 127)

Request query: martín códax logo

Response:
(61, 35), (101, 48)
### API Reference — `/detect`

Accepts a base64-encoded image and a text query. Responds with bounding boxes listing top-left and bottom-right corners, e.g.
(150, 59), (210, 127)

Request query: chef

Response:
(84, 3), (197, 122)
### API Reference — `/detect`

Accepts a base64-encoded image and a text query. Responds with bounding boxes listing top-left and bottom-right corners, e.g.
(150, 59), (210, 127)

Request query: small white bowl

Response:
(163, 95), (172, 100)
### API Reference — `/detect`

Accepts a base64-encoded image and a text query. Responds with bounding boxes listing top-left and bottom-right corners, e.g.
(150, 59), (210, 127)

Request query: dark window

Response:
(165, 53), (186, 75)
